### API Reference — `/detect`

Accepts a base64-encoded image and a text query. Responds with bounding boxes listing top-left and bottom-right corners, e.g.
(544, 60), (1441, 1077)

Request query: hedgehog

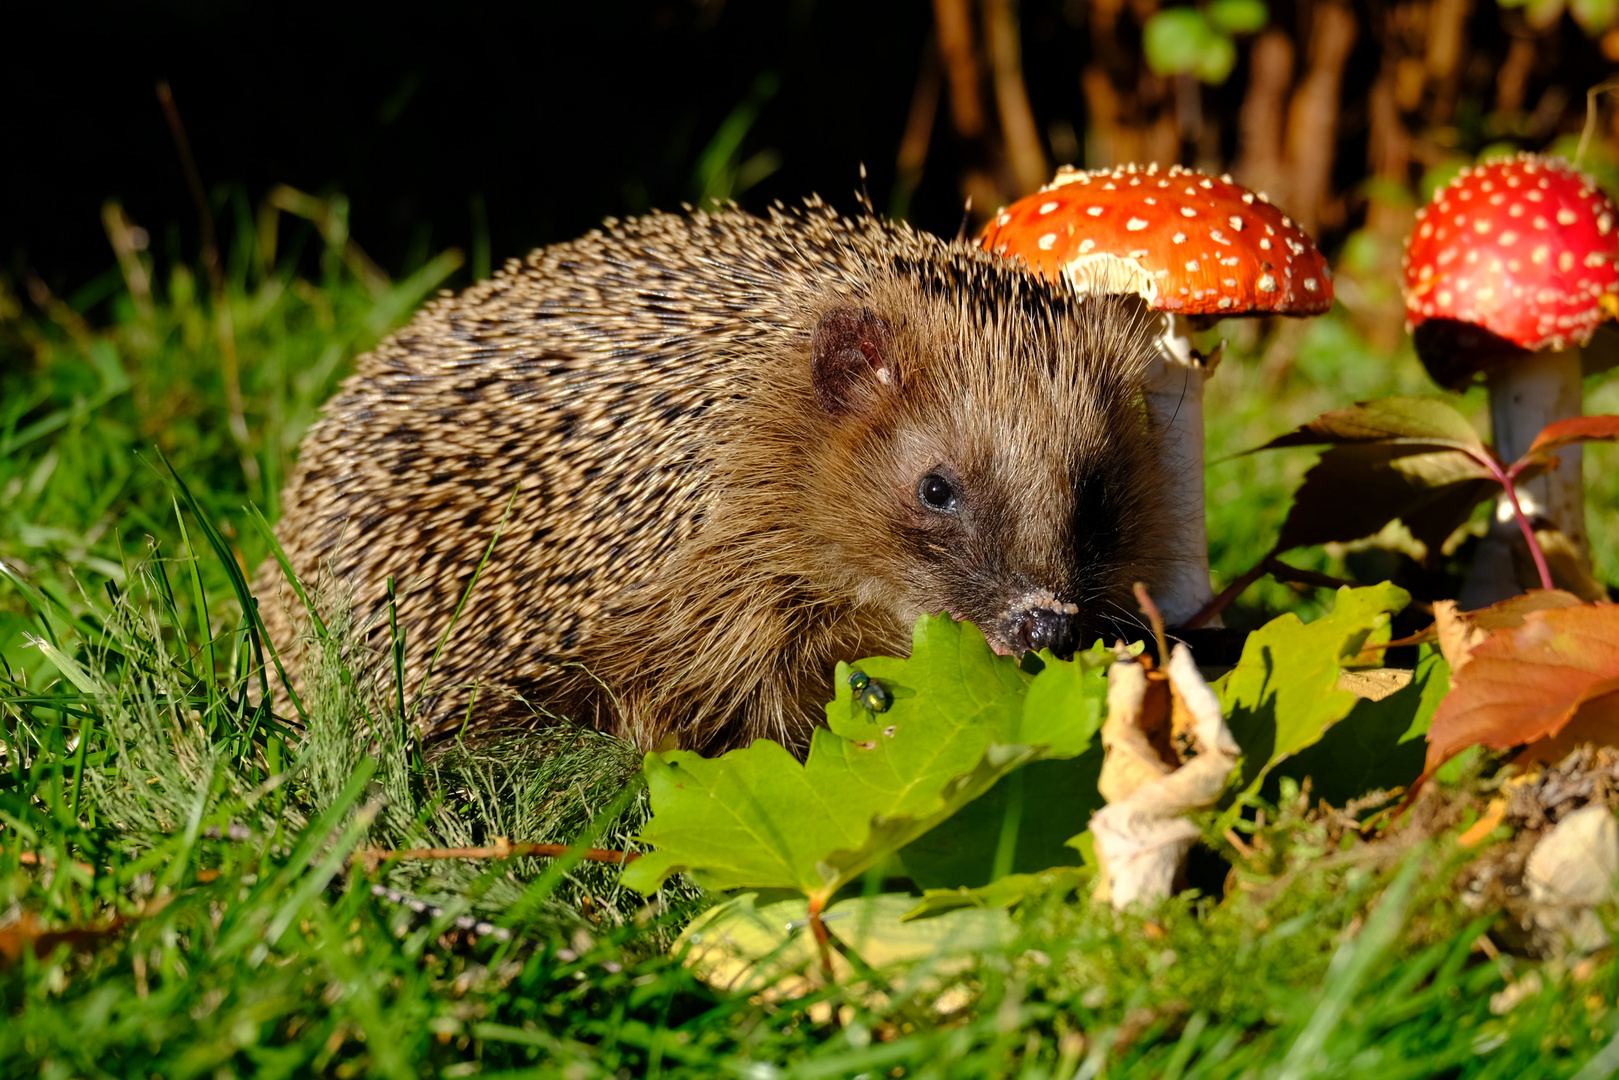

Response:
(258, 199), (1169, 755)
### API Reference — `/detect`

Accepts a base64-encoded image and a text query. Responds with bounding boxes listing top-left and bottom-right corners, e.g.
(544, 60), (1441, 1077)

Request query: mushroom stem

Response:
(1458, 348), (1586, 608)
(1142, 313), (1219, 628)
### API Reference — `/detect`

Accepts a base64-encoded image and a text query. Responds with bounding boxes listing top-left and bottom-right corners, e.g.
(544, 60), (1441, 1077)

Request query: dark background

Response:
(5, 0), (1063, 292)
(9, 1), (1616, 301)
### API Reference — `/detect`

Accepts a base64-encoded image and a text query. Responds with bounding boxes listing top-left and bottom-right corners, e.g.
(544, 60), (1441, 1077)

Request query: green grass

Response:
(4, 196), (1619, 1076)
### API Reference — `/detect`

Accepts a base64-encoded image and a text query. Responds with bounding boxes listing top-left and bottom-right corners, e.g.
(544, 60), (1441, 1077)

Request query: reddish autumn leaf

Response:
(1521, 414), (1619, 462)
(1424, 603), (1619, 778)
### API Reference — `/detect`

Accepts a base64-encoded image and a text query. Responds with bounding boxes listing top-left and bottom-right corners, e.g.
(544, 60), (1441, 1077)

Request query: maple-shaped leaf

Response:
(1255, 397), (1499, 557)
(1272, 646), (1450, 807)
(676, 892), (1016, 1000)
(894, 641), (1113, 889)
(902, 867), (1088, 920)
(1220, 583), (1411, 791)
(1423, 603), (1619, 778)
(621, 616), (1108, 903)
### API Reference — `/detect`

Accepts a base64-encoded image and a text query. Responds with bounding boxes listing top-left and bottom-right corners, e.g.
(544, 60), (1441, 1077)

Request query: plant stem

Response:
(1184, 547), (1275, 630)
(1495, 467), (1554, 591)
(807, 893), (836, 983)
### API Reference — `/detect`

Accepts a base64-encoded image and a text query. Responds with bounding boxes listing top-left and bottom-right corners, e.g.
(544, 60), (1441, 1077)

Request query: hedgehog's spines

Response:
(262, 200), (1165, 754)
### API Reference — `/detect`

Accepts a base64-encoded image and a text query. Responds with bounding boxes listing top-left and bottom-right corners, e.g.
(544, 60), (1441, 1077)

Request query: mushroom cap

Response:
(1403, 154), (1619, 380)
(977, 163), (1334, 316)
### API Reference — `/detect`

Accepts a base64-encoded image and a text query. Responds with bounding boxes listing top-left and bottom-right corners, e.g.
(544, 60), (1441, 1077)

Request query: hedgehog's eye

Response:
(918, 473), (958, 512)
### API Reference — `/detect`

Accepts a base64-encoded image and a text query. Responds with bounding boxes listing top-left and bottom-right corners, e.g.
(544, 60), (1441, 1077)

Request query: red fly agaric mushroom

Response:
(1403, 154), (1619, 606)
(980, 163), (1333, 626)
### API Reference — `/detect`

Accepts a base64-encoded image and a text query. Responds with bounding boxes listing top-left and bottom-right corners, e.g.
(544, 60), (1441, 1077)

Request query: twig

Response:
(1266, 558), (1358, 593)
(1574, 78), (1619, 166)
(1184, 549), (1275, 630)
(1133, 582), (1169, 665)
(932, 0), (985, 138)
(891, 32), (943, 220)
(1281, 2), (1356, 233)
(982, 0), (1047, 194)
(806, 893), (837, 984)
(354, 838), (640, 874)
(1233, 30), (1293, 198)
(156, 81), (256, 487)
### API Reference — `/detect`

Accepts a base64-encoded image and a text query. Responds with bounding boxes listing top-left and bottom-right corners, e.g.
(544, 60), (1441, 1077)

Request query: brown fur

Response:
(260, 200), (1168, 754)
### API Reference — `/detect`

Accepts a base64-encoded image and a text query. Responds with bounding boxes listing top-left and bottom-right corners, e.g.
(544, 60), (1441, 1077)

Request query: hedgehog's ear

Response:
(812, 306), (897, 416)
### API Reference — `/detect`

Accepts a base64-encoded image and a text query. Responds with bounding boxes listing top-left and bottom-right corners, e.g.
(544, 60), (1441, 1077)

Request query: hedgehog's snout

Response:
(992, 589), (1081, 658)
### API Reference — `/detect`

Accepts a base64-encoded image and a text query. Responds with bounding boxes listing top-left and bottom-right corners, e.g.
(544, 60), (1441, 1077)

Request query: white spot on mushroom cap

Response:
(1257, 273), (1277, 292)
(1087, 206), (1104, 217)
(1126, 217), (1149, 231)
(1180, 207), (1197, 218)
(1038, 201), (1059, 214)
(1038, 233), (1057, 250)
(1077, 238), (1095, 254)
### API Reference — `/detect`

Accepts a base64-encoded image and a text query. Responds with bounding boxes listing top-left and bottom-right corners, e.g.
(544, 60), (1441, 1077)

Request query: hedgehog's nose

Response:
(1009, 605), (1077, 657)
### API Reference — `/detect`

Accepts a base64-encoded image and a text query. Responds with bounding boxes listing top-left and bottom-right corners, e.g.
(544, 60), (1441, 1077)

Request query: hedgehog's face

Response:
(801, 297), (1161, 658)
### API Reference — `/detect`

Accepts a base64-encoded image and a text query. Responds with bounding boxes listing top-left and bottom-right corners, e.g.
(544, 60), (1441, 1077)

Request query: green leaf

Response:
(1256, 398), (1499, 556)
(1143, 8), (1218, 77)
(1221, 584), (1411, 792)
(1571, 0), (1619, 37)
(622, 616), (1107, 901)
(1207, 0), (1269, 33)
(1193, 33), (1238, 83)
(1276, 444), (1496, 556)
(1258, 397), (1488, 454)
(676, 892), (1016, 995)
(902, 867), (1088, 921)
(1271, 647), (1451, 807)
(900, 747), (1105, 888)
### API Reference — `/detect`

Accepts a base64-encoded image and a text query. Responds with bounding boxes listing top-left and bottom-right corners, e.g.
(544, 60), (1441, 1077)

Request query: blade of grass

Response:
(1278, 847), (1425, 1079)
(0, 561), (65, 648)
(264, 793), (379, 946)
(243, 503), (329, 642)
(158, 452), (307, 724)
(387, 576), (406, 724)
(173, 496), (220, 723)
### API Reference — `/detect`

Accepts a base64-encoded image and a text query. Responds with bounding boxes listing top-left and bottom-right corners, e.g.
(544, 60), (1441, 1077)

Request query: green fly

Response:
(847, 668), (892, 714)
